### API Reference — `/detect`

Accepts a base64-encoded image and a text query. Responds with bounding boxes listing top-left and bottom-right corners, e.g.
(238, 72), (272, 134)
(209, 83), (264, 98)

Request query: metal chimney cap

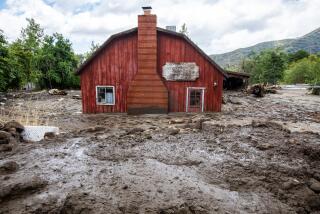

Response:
(142, 6), (152, 10)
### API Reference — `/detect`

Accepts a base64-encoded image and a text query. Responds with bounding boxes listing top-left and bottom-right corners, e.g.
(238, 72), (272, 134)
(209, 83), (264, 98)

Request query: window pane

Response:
(106, 92), (113, 104)
(97, 86), (114, 104)
(98, 87), (106, 103)
(190, 90), (201, 107)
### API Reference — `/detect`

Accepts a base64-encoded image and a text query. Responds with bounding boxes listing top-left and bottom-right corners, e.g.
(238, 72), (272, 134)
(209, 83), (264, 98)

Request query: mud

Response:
(0, 88), (319, 213)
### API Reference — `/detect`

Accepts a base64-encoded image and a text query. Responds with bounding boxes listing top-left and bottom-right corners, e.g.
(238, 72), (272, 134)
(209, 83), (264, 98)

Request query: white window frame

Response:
(96, 85), (115, 105)
(186, 87), (205, 112)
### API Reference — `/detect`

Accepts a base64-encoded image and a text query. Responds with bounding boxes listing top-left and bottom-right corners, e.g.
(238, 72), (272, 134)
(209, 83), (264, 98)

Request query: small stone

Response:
(309, 178), (320, 193)
(282, 179), (300, 190)
(44, 132), (56, 139)
(169, 119), (185, 124)
(256, 143), (274, 150)
(168, 128), (180, 135)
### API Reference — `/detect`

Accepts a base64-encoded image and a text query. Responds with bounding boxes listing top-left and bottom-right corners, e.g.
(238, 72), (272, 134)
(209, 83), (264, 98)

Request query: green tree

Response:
(242, 49), (286, 84)
(37, 33), (79, 89)
(287, 50), (309, 63)
(0, 30), (25, 91)
(284, 55), (320, 84)
(9, 18), (44, 87)
(0, 30), (11, 91)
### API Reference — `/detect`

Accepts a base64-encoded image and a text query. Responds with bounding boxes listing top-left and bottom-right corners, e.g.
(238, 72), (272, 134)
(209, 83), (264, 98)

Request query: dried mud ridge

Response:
(0, 89), (320, 213)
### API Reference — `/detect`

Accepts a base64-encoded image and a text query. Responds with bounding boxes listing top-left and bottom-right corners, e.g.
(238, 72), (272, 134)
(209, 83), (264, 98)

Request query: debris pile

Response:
(248, 84), (265, 97)
(0, 121), (24, 152)
(308, 85), (320, 95)
(48, 89), (68, 95)
(247, 84), (281, 97)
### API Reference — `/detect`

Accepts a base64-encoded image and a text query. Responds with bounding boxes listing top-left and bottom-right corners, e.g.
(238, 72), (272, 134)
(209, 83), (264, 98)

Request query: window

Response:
(189, 90), (201, 107)
(96, 86), (115, 105)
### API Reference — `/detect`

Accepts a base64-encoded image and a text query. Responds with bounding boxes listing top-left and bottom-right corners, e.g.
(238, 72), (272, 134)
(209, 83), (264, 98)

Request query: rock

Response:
(193, 118), (209, 130)
(0, 176), (48, 202)
(169, 119), (185, 124)
(282, 179), (300, 190)
(256, 143), (274, 150)
(309, 178), (320, 193)
(307, 195), (320, 210)
(72, 95), (81, 100)
(0, 97), (7, 102)
(48, 89), (67, 95)
(0, 144), (13, 152)
(44, 132), (56, 139)
(228, 97), (242, 105)
(0, 161), (19, 174)
(0, 131), (12, 144)
(126, 127), (145, 135)
(85, 126), (106, 133)
(3, 121), (24, 133)
(168, 127), (180, 135)
(222, 96), (227, 104)
(247, 84), (265, 97)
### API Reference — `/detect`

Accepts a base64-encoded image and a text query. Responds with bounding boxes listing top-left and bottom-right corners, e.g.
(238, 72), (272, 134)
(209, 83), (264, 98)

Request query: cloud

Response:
(0, 0), (319, 54)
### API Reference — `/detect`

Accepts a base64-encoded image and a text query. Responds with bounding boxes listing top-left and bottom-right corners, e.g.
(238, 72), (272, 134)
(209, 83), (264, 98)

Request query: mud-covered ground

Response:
(0, 88), (320, 214)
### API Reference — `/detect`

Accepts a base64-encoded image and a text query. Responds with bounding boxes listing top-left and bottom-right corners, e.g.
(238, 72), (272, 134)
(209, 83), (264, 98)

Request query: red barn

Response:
(76, 7), (226, 114)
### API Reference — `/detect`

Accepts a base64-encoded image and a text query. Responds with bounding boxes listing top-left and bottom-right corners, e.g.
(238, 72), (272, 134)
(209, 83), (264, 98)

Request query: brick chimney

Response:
(127, 7), (168, 114)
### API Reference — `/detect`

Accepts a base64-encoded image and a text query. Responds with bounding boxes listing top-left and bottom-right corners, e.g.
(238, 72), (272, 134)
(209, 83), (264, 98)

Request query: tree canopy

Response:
(241, 48), (319, 85)
(0, 18), (80, 91)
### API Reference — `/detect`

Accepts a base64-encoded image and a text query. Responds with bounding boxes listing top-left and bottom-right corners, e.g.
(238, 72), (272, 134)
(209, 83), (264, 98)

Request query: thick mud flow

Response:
(0, 88), (319, 213)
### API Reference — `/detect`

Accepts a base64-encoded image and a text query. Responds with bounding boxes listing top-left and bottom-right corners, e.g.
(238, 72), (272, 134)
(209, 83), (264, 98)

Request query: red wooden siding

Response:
(79, 29), (223, 113)
(157, 32), (223, 112)
(80, 33), (138, 113)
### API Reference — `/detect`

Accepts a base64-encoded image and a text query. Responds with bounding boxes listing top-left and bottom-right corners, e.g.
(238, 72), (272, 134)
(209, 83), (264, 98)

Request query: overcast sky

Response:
(0, 0), (319, 55)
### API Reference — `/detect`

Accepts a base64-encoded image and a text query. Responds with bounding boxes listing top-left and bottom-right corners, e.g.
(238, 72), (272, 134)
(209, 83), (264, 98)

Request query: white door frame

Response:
(186, 87), (205, 112)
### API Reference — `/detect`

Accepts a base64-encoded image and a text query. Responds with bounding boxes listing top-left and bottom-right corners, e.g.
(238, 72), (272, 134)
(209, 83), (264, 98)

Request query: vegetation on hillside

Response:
(241, 49), (320, 86)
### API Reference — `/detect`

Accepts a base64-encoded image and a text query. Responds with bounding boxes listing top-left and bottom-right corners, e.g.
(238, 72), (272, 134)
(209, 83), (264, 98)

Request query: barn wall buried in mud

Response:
(157, 32), (224, 112)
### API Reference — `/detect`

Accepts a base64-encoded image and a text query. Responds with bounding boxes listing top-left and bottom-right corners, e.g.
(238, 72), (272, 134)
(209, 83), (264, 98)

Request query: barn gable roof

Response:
(76, 27), (227, 77)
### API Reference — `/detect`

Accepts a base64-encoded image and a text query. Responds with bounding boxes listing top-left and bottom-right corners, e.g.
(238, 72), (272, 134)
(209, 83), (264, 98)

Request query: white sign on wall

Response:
(162, 62), (199, 81)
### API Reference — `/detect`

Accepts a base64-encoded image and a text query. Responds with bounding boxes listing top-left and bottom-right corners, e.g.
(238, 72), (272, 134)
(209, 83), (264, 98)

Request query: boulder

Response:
(126, 127), (145, 135)
(0, 161), (19, 174)
(309, 178), (320, 193)
(228, 97), (242, 105)
(0, 131), (12, 144)
(3, 121), (24, 133)
(48, 89), (67, 95)
(0, 144), (13, 152)
(0, 176), (48, 202)
(168, 127), (180, 135)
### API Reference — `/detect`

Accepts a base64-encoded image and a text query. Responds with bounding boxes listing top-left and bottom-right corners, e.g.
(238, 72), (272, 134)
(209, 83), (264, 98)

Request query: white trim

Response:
(96, 85), (115, 105)
(186, 87), (205, 112)
(186, 87), (189, 112)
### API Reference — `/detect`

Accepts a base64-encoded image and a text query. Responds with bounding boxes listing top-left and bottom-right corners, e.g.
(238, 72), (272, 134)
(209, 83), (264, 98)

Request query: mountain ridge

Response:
(210, 27), (320, 68)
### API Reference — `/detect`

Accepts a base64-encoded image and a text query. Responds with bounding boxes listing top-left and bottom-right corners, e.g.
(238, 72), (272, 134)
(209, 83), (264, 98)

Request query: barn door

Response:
(186, 88), (204, 112)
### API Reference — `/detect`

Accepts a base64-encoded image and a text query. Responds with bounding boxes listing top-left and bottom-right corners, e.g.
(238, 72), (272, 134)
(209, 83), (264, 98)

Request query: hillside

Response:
(211, 27), (320, 68)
